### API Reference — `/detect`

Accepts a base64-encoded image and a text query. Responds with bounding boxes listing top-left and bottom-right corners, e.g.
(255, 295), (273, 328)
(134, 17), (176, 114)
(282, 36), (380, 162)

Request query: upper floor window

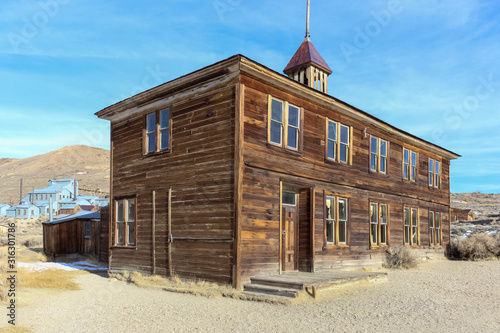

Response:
(429, 159), (440, 188)
(115, 197), (136, 247)
(370, 202), (389, 247)
(370, 136), (388, 173)
(326, 119), (352, 164)
(325, 195), (349, 246)
(404, 207), (419, 246)
(144, 108), (171, 155)
(403, 149), (417, 182)
(429, 211), (442, 246)
(268, 97), (302, 151)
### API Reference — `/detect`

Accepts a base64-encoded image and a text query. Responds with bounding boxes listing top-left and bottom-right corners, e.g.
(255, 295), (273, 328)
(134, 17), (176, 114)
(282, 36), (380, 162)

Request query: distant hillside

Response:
(0, 145), (109, 204)
(451, 192), (500, 237)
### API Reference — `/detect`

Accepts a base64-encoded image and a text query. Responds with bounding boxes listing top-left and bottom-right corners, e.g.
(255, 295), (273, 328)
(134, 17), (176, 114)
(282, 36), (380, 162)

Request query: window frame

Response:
(267, 96), (303, 152)
(325, 118), (353, 165)
(403, 148), (417, 182)
(84, 221), (91, 238)
(324, 194), (349, 248)
(370, 136), (388, 174)
(370, 202), (389, 248)
(428, 158), (441, 188)
(404, 207), (420, 246)
(143, 108), (172, 156)
(113, 197), (137, 248)
(429, 211), (442, 246)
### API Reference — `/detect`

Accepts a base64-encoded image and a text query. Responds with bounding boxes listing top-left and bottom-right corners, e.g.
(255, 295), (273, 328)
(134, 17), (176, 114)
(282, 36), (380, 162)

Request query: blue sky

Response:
(0, 0), (499, 193)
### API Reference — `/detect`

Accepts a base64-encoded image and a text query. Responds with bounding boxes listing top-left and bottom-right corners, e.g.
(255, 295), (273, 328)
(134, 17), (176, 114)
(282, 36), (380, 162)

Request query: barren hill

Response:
(0, 145), (109, 204)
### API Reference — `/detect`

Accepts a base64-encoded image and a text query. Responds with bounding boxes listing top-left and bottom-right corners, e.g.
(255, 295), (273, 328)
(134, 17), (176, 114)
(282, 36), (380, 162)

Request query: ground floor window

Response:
(84, 221), (91, 238)
(429, 211), (442, 246)
(325, 195), (349, 246)
(404, 207), (419, 246)
(370, 203), (389, 247)
(114, 197), (137, 246)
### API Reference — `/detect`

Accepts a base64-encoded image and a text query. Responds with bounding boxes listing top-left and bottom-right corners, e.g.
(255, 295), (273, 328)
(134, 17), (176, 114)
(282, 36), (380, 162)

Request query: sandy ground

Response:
(4, 259), (500, 332)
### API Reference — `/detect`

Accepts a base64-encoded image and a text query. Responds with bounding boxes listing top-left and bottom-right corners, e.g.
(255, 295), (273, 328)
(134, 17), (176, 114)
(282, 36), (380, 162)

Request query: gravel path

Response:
(6, 260), (500, 332)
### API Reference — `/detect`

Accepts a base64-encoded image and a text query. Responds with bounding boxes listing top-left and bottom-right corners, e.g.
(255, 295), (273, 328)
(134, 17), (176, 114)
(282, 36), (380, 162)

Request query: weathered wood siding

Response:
(109, 77), (238, 284)
(239, 74), (452, 281)
(43, 219), (100, 256)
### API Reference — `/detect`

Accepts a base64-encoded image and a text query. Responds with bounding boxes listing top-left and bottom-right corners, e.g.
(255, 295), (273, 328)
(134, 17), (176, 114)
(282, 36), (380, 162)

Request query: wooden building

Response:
(96, 35), (459, 289)
(451, 208), (475, 221)
(43, 210), (108, 261)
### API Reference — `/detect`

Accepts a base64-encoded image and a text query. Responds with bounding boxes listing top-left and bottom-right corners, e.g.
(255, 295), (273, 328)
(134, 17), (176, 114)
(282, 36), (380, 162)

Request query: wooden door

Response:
(282, 205), (298, 271)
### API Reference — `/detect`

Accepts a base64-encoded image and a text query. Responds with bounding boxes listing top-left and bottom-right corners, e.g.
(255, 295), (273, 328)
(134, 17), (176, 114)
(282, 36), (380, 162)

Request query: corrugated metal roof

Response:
(43, 210), (100, 224)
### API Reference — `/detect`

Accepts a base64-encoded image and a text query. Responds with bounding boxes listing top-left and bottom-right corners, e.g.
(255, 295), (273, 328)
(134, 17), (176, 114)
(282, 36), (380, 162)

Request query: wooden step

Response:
(249, 277), (304, 290)
(243, 283), (300, 299)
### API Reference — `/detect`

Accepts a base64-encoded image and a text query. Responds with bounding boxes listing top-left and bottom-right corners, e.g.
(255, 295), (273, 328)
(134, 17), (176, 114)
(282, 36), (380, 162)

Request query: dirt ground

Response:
(2, 259), (500, 332)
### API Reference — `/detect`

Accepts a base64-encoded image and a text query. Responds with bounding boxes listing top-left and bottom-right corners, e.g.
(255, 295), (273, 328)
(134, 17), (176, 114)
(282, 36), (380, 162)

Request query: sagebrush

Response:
(450, 233), (500, 260)
(385, 246), (419, 269)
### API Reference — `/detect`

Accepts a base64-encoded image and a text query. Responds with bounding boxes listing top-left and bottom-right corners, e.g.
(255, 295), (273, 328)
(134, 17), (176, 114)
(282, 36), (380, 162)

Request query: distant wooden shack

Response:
(451, 208), (475, 221)
(43, 210), (108, 262)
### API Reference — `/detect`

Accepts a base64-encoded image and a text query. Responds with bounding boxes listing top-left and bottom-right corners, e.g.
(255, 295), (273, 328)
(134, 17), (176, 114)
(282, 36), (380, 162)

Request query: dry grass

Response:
(1, 326), (33, 333)
(450, 233), (500, 260)
(110, 271), (290, 304)
(0, 247), (9, 301)
(384, 246), (419, 269)
(16, 268), (84, 290)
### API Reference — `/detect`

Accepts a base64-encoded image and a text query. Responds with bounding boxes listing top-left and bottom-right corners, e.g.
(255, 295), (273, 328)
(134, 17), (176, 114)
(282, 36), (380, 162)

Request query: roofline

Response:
(96, 53), (459, 160)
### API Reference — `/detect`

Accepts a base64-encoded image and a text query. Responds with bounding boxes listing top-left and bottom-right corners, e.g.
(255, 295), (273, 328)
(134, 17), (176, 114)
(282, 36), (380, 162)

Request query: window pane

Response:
(161, 129), (170, 150)
(340, 144), (348, 163)
(117, 222), (124, 245)
(371, 224), (378, 244)
(271, 99), (283, 122)
(327, 140), (336, 159)
(404, 149), (409, 164)
(339, 221), (346, 243)
(270, 121), (282, 144)
(380, 157), (386, 173)
(282, 192), (296, 205)
(380, 224), (387, 244)
(371, 137), (378, 154)
(405, 226), (410, 244)
(147, 113), (156, 133)
(412, 226), (418, 244)
(370, 154), (377, 171)
(411, 166), (416, 182)
(147, 133), (156, 153)
(117, 200), (124, 221)
(429, 212), (434, 228)
(84, 222), (91, 237)
(404, 165), (409, 179)
(429, 173), (433, 186)
(160, 108), (169, 129)
(288, 105), (299, 127)
(287, 127), (298, 149)
(436, 213), (440, 228)
(340, 125), (349, 144)
(412, 208), (418, 227)
(338, 199), (347, 221)
(328, 121), (337, 141)
(370, 203), (378, 223)
(380, 205), (387, 224)
(404, 208), (410, 226)
(127, 200), (135, 222)
(380, 140), (387, 156)
(326, 197), (335, 220)
(127, 222), (135, 245)
(429, 159), (434, 172)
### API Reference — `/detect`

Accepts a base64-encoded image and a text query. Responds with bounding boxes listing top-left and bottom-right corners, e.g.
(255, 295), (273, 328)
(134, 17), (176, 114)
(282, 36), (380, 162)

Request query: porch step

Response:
(243, 283), (302, 299)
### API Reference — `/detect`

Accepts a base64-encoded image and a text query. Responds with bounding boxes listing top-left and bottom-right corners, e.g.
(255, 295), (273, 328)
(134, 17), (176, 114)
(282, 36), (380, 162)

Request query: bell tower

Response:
(284, 0), (332, 94)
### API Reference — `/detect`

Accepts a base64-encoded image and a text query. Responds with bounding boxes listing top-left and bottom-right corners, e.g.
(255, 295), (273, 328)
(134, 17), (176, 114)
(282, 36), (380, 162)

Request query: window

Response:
(404, 207), (419, 246)
(325, 196), (349, 246)
(370, 137), (388, 173)
(326, 119), (352, 164)
(115, 198), (136, 246)
(403, 149), (417, 181)
(429, 159), (440, 188)
(370, 203), (389, 246)
(429, 211), (442, 246)
(268, 97), (301, 150)
(84, 221), (91, 238)
(144, 108), (171, 154)
(282, 192), (296, 206)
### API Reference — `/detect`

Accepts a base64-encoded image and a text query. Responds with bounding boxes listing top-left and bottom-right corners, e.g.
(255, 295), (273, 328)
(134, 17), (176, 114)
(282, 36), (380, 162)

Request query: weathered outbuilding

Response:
(451, 208), (475, 221)
(96, 39), (459, 289)
(42, 210), (108, 261)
